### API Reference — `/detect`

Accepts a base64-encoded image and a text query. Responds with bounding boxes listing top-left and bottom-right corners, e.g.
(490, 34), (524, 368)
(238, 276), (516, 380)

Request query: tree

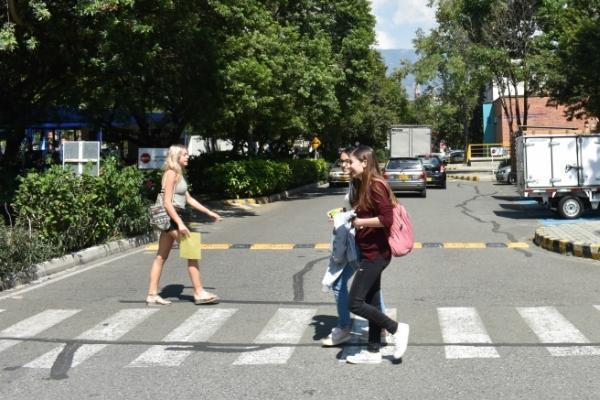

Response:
(538, 0), (600, 123)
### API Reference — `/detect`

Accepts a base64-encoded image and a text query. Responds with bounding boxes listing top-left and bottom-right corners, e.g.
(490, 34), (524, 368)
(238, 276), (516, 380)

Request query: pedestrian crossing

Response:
(2, 305), (600, 368)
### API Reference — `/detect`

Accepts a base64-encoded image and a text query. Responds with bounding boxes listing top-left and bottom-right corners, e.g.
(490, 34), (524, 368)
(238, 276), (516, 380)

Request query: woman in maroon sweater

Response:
(345, 145), (410, 364)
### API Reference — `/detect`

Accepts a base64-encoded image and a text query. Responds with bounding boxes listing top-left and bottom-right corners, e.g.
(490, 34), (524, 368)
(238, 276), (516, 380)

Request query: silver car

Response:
(495, 165), (515, 184)
(328, 160), (351, 187)
(383, 157), (427, 197)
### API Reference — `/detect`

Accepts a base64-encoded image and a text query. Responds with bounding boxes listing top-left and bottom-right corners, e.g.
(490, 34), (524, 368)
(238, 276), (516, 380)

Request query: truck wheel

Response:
(558, 196), (584, 219)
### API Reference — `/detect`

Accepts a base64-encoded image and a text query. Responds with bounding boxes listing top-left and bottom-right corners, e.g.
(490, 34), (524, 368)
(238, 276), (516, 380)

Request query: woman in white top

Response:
(146, 144), (222, 305)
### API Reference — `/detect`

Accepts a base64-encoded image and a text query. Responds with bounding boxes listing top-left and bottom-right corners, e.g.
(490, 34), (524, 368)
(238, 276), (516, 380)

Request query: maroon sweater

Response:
(354, 180), (394, 261)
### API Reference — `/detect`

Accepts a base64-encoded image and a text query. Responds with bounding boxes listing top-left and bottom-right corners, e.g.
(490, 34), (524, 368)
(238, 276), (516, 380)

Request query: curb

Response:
(533, 227), (600, 260)
(215, 181), (328, 206)
(448, 174), (480, 182)
(34, 232), (158, 278)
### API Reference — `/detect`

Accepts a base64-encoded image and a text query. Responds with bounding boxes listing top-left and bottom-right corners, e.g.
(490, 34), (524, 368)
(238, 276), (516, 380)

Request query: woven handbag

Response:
(149, 192), (171, 231)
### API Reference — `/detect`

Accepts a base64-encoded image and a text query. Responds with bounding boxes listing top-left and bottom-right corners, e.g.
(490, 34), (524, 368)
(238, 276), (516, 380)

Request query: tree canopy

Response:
(0, 0), (412, 165)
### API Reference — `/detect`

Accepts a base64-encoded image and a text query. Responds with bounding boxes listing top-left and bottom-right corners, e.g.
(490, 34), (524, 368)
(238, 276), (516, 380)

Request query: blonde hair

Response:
(162, 144), (187, 183)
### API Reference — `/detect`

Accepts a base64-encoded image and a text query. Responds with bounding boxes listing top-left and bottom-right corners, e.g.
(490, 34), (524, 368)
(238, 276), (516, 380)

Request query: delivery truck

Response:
(389, 125), (432, 157)
(516, 130), (600, 219)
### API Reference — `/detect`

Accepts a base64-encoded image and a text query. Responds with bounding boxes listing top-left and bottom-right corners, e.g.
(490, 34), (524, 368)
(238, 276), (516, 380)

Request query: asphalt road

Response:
(2, 179), (600, 400)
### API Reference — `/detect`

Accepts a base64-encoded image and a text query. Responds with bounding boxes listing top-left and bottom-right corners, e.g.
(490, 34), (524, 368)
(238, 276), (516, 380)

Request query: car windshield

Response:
(386, 159), (421, 169)
(419, 157), (440, 167)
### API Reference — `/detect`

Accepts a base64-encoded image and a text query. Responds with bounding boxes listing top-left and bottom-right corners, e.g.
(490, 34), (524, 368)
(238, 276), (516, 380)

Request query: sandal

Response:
(146, 294), (172, 306)
(194, 291), (220, 305)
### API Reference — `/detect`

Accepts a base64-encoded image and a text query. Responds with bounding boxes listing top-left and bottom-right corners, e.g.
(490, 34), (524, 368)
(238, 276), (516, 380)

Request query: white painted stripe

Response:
(340, 308), (397, 361)
(0, 309), (80, 354)
(233, 308), (314, 365)
(0, 248), (145, 302)
(128, 308), (237, 367)
(438, 307), (500, 359)
(0, 309), (4, 314)
(518, 306), (600, 356)
(25, 308), (157, 368)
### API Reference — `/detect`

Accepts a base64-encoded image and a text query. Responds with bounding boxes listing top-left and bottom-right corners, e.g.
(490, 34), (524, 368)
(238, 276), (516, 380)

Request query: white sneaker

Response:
(346, 349), (382, 364)
(321, 327), (352, 346)
(393, 323), (410, 360)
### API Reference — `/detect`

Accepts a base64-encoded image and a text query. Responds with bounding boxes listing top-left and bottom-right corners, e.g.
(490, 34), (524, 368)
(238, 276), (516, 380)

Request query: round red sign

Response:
(140, 153), (151, 163)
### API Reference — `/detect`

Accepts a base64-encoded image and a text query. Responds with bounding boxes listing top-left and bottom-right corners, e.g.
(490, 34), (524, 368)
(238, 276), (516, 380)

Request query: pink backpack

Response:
(388, 203), (414, 257)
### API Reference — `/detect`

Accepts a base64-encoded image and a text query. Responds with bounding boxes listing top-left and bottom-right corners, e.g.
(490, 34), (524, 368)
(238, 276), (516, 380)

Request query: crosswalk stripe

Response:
(233, 308), (315, 365)
(0, 309), (4, 314)
(438, 307), (500, 359)
(128, 308), (237, 367)
(340, 308), (397, 361)
(24, 309), (158, 368)
(0, 309), (80, 354)
(517, 306), (600, 356)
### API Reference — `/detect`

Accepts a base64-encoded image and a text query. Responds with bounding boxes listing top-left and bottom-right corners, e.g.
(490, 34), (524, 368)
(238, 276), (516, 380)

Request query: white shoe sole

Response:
(346, 356), (382, 364)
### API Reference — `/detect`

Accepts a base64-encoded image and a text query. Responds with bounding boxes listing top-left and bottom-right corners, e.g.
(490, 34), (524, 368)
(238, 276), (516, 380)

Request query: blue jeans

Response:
(333, 264), (386, 330)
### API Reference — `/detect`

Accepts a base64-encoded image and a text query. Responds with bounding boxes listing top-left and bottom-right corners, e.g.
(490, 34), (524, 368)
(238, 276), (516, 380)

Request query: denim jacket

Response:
(321, 210), (358, 292)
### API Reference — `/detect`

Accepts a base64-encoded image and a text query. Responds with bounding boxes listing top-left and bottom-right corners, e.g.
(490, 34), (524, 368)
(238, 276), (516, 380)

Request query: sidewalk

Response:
(534, 222), (600, 260)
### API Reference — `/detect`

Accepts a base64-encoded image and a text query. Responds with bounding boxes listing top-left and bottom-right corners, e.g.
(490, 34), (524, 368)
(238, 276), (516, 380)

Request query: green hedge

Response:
(0, 224), (57, 290)
(11, 158), (150, 254)
(188, 156), (328, 198)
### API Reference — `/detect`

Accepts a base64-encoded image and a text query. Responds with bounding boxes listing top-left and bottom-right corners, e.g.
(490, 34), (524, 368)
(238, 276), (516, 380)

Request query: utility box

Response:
(389, 125), (432, 157)
(516, 132), (600, 218)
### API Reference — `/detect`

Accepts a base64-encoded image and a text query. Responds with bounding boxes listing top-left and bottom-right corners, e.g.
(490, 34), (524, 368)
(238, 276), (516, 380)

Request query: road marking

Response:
(0, 309), (4, 314)
(437, 307), (500, 359)
(145, 242), (529, 251)
(250, 243), (295, 250)
(0, 309), (80, 354)
(233, 308), (315, 365)
(24, 309), (158, 368)
(0, 248), (146, 302)
(517, 306), (600, 356)
(340, 308), (397, 361)
(443, 243), (487, 249)
(128, 308), (237, 367)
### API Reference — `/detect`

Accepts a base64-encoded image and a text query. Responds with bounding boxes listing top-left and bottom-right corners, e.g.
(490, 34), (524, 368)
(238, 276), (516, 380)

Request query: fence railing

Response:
(467, 143), (510, 163)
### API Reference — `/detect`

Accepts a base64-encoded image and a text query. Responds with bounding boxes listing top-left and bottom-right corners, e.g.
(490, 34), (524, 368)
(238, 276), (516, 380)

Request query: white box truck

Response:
(389, 125), (432, 157)
(516, 132), (600, 218)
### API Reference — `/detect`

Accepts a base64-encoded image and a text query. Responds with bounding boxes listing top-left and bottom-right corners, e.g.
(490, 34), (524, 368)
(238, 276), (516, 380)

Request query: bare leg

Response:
(187, 259), (204, 297)
(147, 230), (178, 304)
(188, 258), (219, 304)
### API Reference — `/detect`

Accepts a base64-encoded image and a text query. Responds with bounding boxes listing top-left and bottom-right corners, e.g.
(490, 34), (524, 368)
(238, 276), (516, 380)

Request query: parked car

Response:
(383, 157), (427, 197)
(417, 154), (447, 189)
(328, 160), (351, 187)
(495, 159), (515, 184)
(449, 150), (465, 163)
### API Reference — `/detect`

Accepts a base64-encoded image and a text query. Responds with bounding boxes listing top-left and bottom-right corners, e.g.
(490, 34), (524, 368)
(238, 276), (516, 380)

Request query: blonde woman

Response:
(146, 144), (222, 305)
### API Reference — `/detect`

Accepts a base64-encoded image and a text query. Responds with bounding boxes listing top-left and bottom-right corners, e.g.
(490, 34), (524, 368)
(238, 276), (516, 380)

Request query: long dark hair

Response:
(350, 145), (396, 211)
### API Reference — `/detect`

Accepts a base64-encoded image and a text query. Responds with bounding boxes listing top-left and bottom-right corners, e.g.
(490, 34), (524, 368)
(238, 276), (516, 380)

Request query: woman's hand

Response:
(352, 218), (364, 230)
(178, 223), (190, 236)
(209, 211), (222, 222)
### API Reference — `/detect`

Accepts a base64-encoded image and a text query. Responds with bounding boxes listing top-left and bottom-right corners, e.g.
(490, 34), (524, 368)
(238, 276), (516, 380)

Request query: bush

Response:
(286, 159), (329, 187)
(12, 158), (150, 254)
(0, 224), (56, 290)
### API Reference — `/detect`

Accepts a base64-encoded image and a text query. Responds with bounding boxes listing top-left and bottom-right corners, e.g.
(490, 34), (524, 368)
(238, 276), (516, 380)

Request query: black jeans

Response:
(349, 256), (398, 351)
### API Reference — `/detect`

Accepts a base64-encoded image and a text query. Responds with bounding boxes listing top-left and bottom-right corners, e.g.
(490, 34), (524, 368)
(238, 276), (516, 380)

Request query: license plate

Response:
(399, 174), (409, 181)
(426, 177), (432, 182)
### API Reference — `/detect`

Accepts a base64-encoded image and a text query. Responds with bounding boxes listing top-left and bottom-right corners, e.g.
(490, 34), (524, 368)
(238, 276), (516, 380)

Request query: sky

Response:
(370, 0), (438, 49)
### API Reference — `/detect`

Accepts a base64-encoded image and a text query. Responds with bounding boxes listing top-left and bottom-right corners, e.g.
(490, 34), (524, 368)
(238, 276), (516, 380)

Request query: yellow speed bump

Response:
(145, 243), (159, 251)
(250, 243), (295, 250)
(443, 242), (486, 249)
(315, 243), (330, 250)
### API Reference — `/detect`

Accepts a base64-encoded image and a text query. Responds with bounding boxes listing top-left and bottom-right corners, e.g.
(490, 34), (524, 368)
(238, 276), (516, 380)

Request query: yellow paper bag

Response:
(180, 232), (201, 259)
